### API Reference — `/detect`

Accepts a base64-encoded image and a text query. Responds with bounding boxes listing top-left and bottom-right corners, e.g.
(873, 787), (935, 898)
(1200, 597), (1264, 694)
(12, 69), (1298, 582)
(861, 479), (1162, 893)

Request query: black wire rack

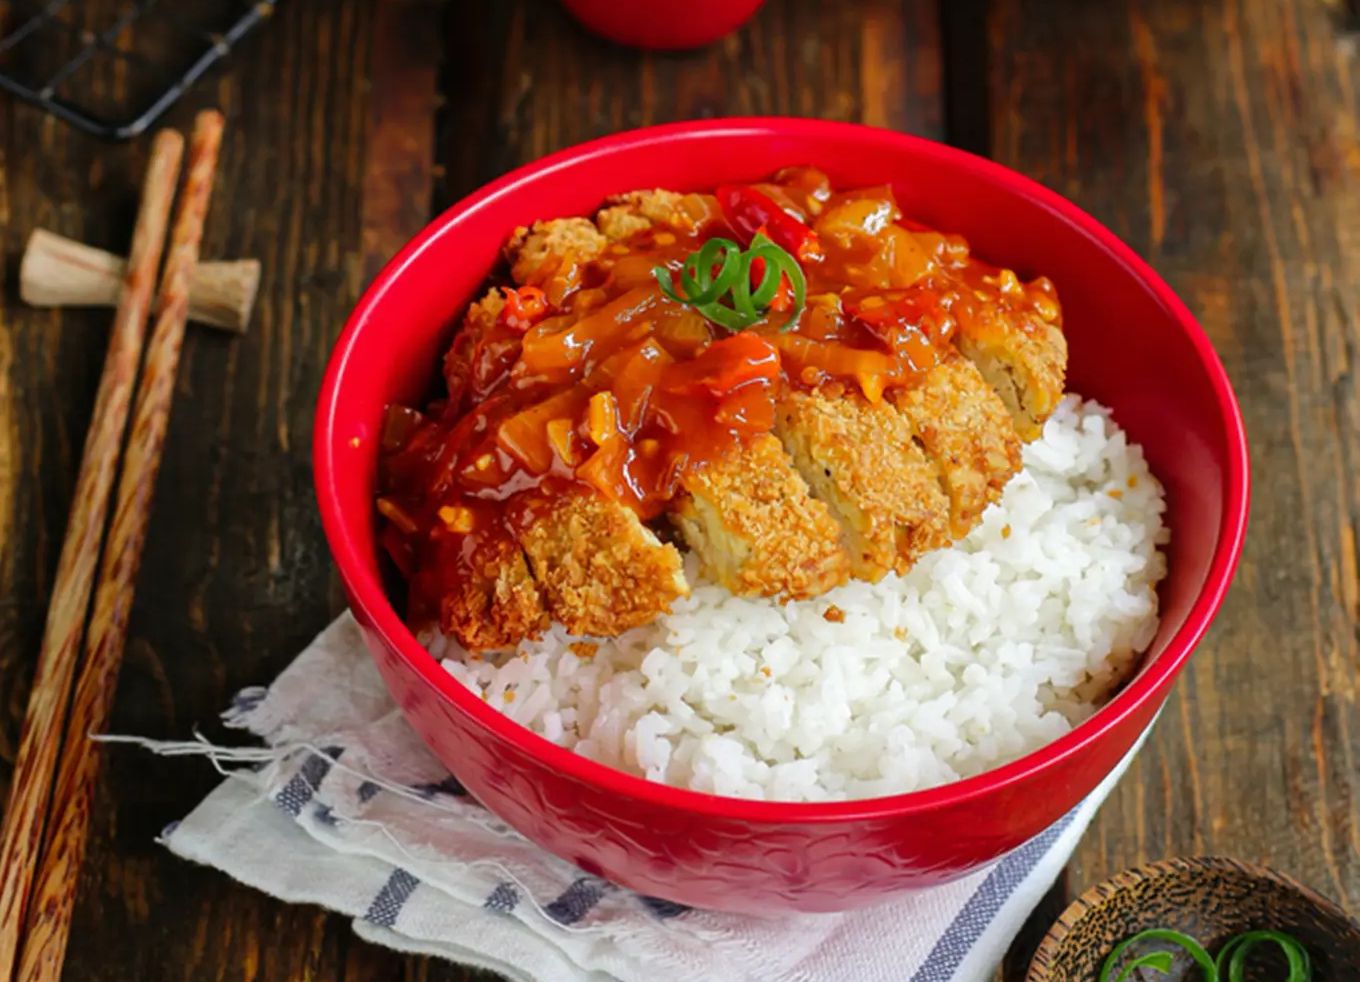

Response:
(0, 1), (278, 140)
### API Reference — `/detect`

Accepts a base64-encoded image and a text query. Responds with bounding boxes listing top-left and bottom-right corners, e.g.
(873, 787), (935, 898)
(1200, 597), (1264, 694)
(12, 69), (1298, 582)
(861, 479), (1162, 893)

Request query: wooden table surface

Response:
(1, 0), (1357, 978)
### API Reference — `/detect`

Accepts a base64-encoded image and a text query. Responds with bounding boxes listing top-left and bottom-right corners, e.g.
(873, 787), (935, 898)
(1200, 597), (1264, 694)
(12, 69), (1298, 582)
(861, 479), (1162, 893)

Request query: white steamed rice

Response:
(428, 395), (1169, 802)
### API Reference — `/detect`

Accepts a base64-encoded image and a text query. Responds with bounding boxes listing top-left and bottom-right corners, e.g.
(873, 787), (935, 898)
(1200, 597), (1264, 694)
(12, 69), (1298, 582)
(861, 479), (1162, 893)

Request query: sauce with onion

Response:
(378, 167), (1059, 628)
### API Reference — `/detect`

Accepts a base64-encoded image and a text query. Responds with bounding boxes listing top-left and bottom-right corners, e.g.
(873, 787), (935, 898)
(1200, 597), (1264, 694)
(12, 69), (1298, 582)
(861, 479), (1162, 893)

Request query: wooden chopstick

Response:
(0, 129), (185, 982)
(16, 109), (227, 982)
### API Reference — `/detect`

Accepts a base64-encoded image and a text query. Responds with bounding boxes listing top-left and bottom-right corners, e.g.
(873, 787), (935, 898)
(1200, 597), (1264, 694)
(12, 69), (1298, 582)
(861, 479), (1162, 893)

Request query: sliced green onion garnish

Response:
(652, 233), (806, 333)
(1109, 951), (1175, 982)
(1099, 926), (1313, 982)
(1100, 929), (1216, 981)
(1216, 930), (1312, 982)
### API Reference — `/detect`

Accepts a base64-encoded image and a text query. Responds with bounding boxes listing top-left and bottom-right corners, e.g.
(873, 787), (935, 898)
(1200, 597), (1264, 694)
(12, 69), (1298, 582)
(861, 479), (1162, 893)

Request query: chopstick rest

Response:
(20, 227), (260, 333)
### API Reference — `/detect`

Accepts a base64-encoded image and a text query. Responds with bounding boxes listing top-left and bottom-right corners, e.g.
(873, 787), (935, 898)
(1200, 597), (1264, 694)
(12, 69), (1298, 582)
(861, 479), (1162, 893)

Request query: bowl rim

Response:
(1025, 855), (1360, 980)
(314, 116), (1251, 824)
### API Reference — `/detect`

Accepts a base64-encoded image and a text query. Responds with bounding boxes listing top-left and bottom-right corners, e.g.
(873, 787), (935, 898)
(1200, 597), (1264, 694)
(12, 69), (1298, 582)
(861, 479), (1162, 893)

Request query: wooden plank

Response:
(360, 0), (442, 284)
(0, 0), (143, 879)
(437, 0), (944, 210)
(985, 0), (1360, 975)
(51, 0), (446, 976)
(0, 1), (400, 978)
(939, 0), (990, 155)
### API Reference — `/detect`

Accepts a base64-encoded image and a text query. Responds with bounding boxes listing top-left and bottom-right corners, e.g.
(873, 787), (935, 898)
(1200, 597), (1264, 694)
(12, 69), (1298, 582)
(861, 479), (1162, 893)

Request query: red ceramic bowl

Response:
(314, 118), (1249, 913)
(560, 0), (764, 49)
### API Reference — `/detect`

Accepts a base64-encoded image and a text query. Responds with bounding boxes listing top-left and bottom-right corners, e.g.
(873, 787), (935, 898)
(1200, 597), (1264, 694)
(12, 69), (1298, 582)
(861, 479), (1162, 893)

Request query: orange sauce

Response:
(378, 167), (1058, 626)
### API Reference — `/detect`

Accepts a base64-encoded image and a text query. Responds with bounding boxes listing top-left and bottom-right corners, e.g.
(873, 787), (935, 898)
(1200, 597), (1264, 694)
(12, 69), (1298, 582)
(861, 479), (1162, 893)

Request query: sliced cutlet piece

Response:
(671, 434), (850, 599)
(775, 388), (951, 580)
(442, 286), (505, 401)
(893, 353), (1022, 539)
(953, 294), (1067, 441)
(514, 486), (689, 637)
(596, 189), (712, 242)
(505, 217), (607, 301)
(435, 532), (548, 653)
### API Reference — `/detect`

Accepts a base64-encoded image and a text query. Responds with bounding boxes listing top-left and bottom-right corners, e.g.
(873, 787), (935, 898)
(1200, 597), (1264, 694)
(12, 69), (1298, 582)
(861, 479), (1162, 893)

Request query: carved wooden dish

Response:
(1027, 856), (1360, 980)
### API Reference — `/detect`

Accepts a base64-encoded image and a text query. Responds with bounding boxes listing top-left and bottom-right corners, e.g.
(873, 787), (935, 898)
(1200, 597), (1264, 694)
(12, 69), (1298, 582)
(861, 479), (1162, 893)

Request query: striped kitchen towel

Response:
(157, 613), (1146, 982)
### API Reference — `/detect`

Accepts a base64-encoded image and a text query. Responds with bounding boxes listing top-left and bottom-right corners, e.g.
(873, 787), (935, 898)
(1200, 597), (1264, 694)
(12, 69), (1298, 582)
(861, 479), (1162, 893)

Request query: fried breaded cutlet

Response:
(441, 286), (506, 400)
(953, 297), (1067, 441)
(505, 217), (608, 302)
(595, 189), (713, 242)
(435, 533), (548, 652)
(514, 486), (689, 638)
(775, 388), (950, 580)
(893, 353), (1022, 538)
(416, 187), (1069, 653)
(671, 433), (849, 599)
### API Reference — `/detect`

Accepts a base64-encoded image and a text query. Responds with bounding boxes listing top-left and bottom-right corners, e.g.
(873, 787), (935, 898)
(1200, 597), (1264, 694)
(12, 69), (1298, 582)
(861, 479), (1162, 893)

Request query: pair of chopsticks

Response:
(0, 110), (226, 982)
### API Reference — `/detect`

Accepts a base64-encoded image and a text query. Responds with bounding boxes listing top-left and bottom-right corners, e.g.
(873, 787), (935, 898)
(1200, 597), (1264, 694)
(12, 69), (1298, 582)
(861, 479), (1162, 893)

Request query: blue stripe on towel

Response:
(544, 877), (608, 925)
(639, 895), (690, 919)
(484, 881), (520, 914)
(907, 808), (1077, 982)
(228, 686), (267, 716)
(274, 746), (343, 817)
(410, 774), (468, 798)
(365, 868), (420, 927)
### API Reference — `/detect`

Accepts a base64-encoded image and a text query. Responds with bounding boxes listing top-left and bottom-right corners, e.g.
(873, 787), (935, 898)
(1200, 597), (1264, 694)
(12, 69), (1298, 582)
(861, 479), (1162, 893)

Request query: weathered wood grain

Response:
(21, 110), (224, 982)
(1, 1), (380, 979)
(0, 126), (182, 982)
(985, 0), (1360, 975)
(436, 0), (943, 213)
(361, 0), (443, 285)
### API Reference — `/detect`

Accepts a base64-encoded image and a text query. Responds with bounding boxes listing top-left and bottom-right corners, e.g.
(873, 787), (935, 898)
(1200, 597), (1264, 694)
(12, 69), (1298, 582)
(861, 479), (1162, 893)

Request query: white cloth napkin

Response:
(153, 613), (1146, 982)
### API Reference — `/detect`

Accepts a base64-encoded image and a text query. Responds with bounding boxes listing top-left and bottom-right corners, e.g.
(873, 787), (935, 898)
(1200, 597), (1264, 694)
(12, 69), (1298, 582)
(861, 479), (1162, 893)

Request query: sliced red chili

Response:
(716, 184), (823, 262)
(499, 285), (550, 332)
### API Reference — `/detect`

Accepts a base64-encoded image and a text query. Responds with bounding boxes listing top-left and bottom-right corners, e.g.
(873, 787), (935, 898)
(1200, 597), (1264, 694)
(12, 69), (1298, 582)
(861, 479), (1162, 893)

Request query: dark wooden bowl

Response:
(1027, 856), (1360, 980)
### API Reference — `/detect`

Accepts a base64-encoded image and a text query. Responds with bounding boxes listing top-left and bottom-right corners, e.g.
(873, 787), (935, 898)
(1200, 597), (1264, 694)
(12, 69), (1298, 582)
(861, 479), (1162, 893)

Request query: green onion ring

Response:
(1216, 930), (1312, 982)
(657, 237), (742, 307)
(749, 233), (806, 330)
(728, 256), (760, 324)
(690, 238), (743, 303)
(1099, 925), (1313, 982)
(1110, 951), (1175, 982)
(651, 233), (807, 333)
(1099, 929), (1216, 982)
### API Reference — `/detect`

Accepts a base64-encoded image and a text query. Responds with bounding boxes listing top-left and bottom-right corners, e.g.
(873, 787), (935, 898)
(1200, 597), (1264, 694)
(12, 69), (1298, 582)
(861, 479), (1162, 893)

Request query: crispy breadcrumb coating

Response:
(515, 486), (689, 636)
(438, 534), (547, 653)
(776, 388), (951, 579)
(671, 434), (849, 599)
(954, 297), (1066, 441)
(595, 189), (713, 241)
(893, 353), (1022, 538)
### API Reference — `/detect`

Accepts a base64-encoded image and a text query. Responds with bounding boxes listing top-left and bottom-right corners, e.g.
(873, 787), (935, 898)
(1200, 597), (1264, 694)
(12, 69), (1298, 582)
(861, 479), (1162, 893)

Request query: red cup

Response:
(314, 119), (1250, 913)
(560, 0), (765, 49)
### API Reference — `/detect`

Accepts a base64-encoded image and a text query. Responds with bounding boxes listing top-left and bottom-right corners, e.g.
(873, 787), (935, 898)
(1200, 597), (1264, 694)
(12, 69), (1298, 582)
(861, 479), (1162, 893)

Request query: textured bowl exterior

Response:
(314, 119), (1250, 913)
(1027, 857), (1360, 979)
